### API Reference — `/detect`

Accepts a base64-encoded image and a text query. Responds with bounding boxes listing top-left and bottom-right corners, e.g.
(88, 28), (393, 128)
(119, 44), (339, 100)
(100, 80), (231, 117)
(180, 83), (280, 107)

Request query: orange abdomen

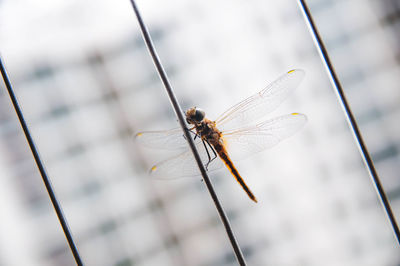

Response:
(214, 143), (258, 203)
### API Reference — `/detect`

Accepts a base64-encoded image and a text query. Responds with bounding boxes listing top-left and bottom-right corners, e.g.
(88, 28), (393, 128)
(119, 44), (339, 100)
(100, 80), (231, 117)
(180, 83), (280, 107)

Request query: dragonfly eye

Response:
(185, 107), (205, 124)
(193, 108), (205, 122)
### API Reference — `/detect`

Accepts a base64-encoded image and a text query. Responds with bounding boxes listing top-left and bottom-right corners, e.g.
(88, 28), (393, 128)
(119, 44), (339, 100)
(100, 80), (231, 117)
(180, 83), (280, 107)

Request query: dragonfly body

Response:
(136, 69), (307, 203)
(186, 107), (258, 202)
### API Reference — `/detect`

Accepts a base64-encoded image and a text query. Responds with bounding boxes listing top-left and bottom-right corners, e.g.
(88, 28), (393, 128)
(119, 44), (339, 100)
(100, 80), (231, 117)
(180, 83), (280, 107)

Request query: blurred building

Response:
(0, 0), (399, 265)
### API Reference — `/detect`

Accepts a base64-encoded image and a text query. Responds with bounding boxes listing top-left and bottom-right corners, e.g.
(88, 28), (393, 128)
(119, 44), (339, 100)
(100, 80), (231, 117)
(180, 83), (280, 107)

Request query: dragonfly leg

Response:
(183, 128), (199, 140)
(204, 140), (217, 170)
(189, 129), (201, 141)
(202, 140), (212, 170)
(206, 140), (217, 165)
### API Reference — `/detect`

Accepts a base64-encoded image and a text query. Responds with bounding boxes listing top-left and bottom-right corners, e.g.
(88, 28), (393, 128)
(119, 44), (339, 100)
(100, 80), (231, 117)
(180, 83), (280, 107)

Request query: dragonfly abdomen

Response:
(214, 143), (258, 203)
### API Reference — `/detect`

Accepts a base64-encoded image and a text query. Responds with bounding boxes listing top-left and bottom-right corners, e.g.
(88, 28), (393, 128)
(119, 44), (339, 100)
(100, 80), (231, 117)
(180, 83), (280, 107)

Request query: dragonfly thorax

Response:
(196, 119), (221, 145)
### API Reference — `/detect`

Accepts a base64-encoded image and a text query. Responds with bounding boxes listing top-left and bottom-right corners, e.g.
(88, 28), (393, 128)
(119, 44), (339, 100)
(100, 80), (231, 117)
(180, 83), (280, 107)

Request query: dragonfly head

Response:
(186, 107), (205, 125)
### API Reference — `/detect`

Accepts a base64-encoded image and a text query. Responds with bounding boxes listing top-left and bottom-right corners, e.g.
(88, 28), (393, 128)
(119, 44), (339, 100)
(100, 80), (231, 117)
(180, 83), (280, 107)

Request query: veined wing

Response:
(149, 141), (224, 179)
(215, 69), (305, 132)
(221, 113), (307, 162)
(148, 113), (306, 179)
(135, 127), (201, 150)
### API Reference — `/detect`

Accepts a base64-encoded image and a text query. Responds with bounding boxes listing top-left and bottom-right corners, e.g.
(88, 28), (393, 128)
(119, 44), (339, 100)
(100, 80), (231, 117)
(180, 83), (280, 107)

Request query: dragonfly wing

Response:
(216, 69), (305, 132)
(222, 113), (307, 162)
(135, 127), (201, 150)
(149, 141), (224, 179)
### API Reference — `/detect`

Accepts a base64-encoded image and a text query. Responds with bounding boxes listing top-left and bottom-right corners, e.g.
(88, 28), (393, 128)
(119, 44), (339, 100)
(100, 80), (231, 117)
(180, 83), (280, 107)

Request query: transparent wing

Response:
(216, 69), (305, 132)
(147, 113), (306, 179)
(222, 113), (307, 162)
(135, 127), (201, 150)
(149, 141), (224, 179)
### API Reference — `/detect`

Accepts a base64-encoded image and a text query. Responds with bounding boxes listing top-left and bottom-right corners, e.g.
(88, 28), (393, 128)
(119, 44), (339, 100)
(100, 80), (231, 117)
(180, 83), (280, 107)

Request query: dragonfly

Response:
(135, 69), (307, 203)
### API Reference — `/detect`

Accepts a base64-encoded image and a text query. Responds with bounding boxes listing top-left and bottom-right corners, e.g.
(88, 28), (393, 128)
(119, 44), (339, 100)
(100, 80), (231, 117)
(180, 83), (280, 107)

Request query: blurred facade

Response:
(0, 0), (399, 265)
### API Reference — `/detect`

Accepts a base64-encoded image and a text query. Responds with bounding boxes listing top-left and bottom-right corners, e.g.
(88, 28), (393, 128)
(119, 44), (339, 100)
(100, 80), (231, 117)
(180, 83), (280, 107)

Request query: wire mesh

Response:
(0, 0), (399, 265)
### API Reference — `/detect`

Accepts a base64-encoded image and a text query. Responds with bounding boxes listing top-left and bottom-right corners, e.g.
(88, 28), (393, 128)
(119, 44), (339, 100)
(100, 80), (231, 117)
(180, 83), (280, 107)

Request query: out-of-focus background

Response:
(1, 0), (400, 265)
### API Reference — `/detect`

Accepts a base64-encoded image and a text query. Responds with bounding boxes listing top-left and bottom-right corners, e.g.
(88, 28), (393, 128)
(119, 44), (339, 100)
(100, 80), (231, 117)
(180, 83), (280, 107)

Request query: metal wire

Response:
(128, 1), (247, 265)
(0, 56), (84, 265)
(298, 0), (400, 245)
(88, 52), (189, 265)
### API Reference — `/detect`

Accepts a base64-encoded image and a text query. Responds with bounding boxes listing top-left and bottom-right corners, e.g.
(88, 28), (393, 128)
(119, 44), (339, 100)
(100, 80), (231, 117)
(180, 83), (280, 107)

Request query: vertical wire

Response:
(0, 56), (84, 265)
(298, 0), (400, 244)
(87, 52), (189, 265)
(128, 1), (247, 265)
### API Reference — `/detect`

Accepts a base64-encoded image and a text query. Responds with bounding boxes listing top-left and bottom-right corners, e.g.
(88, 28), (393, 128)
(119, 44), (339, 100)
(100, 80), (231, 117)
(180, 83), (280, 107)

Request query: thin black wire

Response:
(128, 1), (247, 265)
(298, 0), (400, 245)
(0, 56), (84, 265)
